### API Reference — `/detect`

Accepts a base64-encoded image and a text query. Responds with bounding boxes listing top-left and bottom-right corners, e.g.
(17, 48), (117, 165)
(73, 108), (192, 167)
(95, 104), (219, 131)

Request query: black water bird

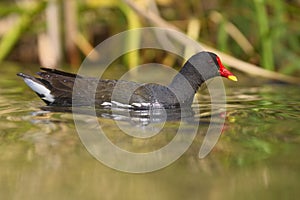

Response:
(17, 51), (237, 109)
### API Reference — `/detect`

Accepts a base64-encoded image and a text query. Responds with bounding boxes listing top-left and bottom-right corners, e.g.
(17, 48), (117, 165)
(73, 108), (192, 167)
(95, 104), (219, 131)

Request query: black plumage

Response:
(17, 51), (237, 109)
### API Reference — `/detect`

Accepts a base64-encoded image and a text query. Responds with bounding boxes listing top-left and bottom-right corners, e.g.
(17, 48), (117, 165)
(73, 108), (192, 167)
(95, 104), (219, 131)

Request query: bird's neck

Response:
(168, 62), (205, 105)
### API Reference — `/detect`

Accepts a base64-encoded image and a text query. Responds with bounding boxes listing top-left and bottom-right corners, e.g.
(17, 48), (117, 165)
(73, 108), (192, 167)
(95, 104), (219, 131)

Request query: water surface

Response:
(0, 63), (299, 200)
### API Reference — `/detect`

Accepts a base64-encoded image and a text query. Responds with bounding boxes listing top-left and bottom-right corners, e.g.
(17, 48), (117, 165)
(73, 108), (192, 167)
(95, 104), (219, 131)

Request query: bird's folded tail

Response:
(17, 72), (55, 105)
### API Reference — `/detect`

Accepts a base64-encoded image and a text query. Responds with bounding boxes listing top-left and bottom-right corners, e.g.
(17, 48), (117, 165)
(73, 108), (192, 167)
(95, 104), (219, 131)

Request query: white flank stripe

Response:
(24, 78), (55, 103)
(132, 102), (151, 108)
(131, 103), (142, 107)
(102, 101), (159, 109)
(111, 101), (133, 108)
(101, 102), (112, 106)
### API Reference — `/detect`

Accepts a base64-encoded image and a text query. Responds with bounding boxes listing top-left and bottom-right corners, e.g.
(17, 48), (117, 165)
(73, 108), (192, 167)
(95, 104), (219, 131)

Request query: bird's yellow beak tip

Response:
(228, 75), (238, 82)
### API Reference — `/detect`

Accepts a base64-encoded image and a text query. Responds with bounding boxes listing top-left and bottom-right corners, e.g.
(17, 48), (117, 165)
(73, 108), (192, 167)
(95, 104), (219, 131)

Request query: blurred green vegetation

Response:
(0, 0), (299, 76)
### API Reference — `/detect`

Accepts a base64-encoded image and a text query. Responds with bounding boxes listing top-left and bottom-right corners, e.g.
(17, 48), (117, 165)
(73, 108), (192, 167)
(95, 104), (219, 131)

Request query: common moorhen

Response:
(17, 51), (237, 109)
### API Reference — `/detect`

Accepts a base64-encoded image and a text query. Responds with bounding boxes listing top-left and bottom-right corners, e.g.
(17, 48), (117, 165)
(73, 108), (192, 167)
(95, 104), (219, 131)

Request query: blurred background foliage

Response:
(0, 0), (299, 76)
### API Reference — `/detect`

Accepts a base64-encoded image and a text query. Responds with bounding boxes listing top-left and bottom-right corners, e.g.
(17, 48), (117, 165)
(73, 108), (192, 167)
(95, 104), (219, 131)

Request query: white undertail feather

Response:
(24, 78), (55, 103)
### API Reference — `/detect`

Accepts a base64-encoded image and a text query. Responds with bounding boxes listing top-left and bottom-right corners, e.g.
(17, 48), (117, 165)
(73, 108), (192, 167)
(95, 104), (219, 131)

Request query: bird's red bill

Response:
(216, 56), (238, 81)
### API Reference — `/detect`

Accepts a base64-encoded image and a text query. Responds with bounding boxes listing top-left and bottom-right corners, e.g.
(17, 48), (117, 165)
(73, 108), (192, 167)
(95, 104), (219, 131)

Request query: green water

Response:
(0, 63), (300, 200)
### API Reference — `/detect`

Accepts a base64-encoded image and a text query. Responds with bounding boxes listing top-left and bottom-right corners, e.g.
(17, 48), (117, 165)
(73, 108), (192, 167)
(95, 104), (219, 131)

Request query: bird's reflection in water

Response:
(40, 106), (198, 127)
(38, 105), (225, 156)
